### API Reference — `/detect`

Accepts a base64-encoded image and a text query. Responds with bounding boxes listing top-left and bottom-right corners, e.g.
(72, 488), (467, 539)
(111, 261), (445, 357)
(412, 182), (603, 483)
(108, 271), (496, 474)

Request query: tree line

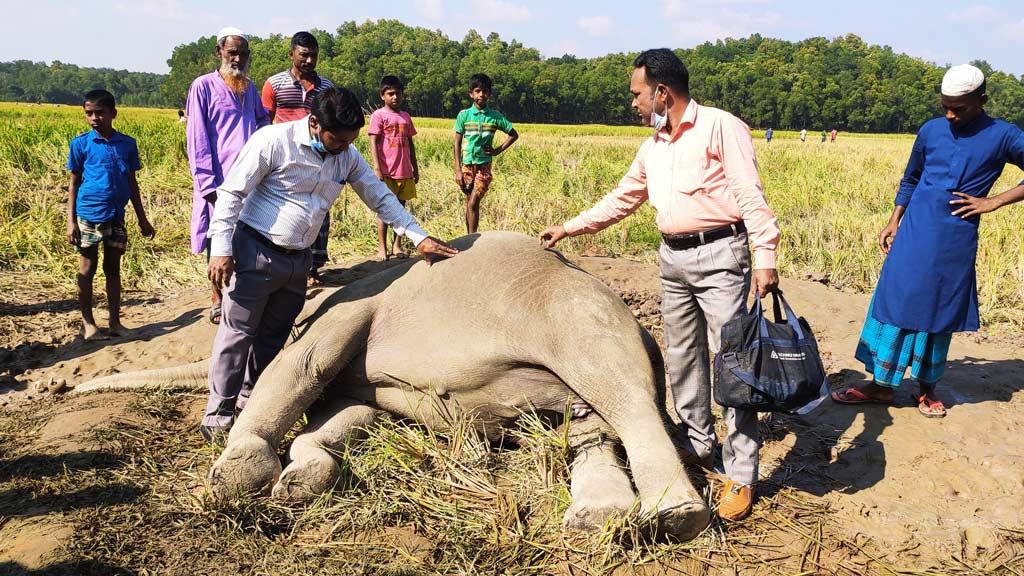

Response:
(5, 20), (1024, 132)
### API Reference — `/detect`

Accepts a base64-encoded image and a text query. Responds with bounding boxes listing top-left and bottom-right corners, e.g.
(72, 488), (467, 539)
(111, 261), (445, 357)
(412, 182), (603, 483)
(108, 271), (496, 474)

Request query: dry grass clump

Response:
(5, 390), (1020, 574)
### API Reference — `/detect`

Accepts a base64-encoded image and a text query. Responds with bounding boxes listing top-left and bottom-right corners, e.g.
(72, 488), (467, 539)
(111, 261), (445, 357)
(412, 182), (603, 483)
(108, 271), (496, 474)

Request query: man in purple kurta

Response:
(186, 26), (271, 323)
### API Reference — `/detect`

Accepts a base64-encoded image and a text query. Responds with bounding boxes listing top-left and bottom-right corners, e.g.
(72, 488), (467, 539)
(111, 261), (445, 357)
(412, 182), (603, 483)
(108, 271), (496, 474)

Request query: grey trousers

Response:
(659, 233), (760, 485)
(203, 224), (311, 428)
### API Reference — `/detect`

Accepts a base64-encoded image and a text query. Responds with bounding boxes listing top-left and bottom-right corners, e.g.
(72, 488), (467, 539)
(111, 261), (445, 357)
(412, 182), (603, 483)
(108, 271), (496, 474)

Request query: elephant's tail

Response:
(72, 360), (210, 394)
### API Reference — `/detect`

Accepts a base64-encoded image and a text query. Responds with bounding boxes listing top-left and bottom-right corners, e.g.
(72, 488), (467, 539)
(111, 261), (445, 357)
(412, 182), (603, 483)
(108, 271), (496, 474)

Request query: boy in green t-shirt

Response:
(452, 73), (519, 234)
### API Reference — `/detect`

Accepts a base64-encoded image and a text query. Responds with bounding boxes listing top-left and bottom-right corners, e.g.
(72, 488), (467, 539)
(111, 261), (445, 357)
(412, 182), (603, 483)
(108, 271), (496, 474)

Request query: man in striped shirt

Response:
(201, 87), (458, 441)
(261, 31), (336, 285)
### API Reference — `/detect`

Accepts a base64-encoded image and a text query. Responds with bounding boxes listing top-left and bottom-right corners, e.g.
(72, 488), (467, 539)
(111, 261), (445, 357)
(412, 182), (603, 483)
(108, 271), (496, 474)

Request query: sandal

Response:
(830, 386), (894, 405)
(916, 393), (947, 418)
(209, 304), (222, 325)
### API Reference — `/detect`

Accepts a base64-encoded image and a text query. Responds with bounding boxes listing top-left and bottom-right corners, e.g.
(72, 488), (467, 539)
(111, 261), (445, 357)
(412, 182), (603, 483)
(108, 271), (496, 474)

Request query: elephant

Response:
(75, 231), (711, 541)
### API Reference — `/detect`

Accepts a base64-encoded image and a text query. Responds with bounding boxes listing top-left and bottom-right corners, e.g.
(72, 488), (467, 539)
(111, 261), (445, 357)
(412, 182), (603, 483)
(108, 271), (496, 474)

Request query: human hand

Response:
(139, 219), (156, 239)
(950, 191), (998, 219)
(208, 255), (235, 291)
(751, 268), (779, 298)
(415, 237), (460, 266)
(878, 221), (899, 254)
(413, 169), (420, 184)
(539, 225), (568, 249)
(483, 144), (498, 156)
(454, 170), (465, 188)
(67, 221), (80, 246)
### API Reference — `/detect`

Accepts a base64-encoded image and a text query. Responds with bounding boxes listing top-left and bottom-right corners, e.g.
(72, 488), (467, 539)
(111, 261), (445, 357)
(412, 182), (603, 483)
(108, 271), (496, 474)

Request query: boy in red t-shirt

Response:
(368, 75), (419, 260)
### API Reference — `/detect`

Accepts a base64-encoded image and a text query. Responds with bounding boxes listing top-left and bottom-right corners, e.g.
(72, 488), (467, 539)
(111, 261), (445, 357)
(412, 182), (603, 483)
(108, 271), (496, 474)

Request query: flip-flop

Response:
(209, 304), (222, 325)
(916, 394), (947, 418)
(830, 387), (894, 405)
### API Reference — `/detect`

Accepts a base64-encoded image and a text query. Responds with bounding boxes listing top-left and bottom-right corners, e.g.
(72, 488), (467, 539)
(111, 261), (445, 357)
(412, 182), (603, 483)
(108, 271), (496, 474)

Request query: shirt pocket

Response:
(672, 148), (709, 195)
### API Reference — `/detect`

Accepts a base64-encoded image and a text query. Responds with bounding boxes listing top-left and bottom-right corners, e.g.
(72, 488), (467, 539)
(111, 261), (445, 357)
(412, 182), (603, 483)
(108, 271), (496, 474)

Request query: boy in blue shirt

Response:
(66, 90), (155, 340)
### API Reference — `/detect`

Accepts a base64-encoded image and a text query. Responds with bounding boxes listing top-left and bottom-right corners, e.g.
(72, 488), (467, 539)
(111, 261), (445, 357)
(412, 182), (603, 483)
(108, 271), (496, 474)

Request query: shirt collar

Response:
(288, 69), (321, 86)
(293, 118), (315, 148)
(655, 99), (700, 143)
(91, 129), (123, 143)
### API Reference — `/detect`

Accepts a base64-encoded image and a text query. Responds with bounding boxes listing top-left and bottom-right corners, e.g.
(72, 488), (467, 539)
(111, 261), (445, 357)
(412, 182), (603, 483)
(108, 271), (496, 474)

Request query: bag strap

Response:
(773, 291), (806, 340)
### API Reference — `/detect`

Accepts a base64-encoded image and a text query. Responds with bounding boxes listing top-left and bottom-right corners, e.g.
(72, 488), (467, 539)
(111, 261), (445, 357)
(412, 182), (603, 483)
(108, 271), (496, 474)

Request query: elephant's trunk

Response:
(72, 360), (210, 394)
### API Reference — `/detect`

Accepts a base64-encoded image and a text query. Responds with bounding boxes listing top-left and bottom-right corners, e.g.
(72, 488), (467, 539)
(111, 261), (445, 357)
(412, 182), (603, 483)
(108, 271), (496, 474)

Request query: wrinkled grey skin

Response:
(76, 232), (710, 540)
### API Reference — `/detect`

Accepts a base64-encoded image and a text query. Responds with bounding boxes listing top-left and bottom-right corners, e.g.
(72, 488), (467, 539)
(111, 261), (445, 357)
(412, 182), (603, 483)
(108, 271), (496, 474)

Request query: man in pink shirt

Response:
(540, 49), (781, 522)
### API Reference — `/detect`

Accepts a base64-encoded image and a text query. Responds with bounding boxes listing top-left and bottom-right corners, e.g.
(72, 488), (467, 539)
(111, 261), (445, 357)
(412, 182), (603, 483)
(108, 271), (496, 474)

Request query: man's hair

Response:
(632, 49), (690, 94)
(380, 75), (404, 94)
(311, 87), (365, 132)
(468, 73), (493, 92)
(291, 31), (318, 50)
(83, 89), (116, 111)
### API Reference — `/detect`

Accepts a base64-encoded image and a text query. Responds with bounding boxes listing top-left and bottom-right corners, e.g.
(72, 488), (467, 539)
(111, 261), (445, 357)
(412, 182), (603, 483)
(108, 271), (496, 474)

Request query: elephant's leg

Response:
(549, 351), (710, 540)
(272, 394), (381, 503)
(562, 415), (637, 531)
(208, 301), (376, 501)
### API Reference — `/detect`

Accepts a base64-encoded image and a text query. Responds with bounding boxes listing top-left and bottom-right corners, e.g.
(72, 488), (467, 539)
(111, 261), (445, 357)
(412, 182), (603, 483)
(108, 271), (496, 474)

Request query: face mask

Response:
(651, 88), (668, 133)
(309, 120), (335, 155)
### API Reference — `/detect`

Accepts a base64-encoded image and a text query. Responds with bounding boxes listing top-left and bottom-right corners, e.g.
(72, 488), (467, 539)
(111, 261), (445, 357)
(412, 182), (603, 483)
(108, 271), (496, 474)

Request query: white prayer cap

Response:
(941, 64), (985, 97)
(216, 27), (246, 42)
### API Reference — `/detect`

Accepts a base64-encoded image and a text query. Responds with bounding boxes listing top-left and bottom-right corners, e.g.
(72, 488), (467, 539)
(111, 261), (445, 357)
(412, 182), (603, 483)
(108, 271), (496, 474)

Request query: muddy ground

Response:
(1, 254), (1022, 574)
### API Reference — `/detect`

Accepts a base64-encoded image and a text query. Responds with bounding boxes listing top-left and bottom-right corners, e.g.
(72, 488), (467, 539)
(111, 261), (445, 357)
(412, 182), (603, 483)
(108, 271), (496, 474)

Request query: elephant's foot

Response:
(648, 499), (712, 542)
(562, 489), (635, 531)
(562, 439), (637, 531)
(208, 434), (282, 501)
(272, 451), (342, 503)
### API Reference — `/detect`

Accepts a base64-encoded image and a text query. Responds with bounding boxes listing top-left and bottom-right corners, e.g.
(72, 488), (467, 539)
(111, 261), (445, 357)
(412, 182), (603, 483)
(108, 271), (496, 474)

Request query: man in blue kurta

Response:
(832, 64), (1024, 417)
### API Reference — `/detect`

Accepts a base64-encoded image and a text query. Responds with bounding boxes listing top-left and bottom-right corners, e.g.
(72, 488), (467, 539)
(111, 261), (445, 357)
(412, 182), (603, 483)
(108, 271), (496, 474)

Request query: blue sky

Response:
(2, 0), (1022, 76)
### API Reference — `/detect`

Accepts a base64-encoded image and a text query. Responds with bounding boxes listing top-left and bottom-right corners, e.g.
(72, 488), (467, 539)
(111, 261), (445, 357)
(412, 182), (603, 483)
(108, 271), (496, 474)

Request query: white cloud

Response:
(414, 0), (445, 22)
(577, 15), (613, 37)
(471, 0), (531, 23)
(946, 4), (998, 23)
(663, 0), (781, 43)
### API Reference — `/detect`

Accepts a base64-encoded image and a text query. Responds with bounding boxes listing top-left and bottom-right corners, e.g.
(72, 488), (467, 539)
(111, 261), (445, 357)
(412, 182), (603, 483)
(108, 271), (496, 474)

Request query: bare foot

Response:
(375, 249), (390, 262)
(108, 322), (130, 337)
(82, 322), (108, 341)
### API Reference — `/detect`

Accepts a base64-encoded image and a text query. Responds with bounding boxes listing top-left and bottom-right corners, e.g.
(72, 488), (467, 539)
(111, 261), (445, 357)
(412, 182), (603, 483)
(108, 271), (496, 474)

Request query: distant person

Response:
(200, 87), (458, 441)
(820, 129), (827, 143)
(765, 127), (773, 143)
(830, 128), (838, 143)
(831, 64), (1024, 418)
(368, 75), (419, 261)
(261, 31), (335, 285)
(799, 128), (807, 142)
(177, 109), (186, 124)
(539, 49), (780, 522)
(186, 26), (270, 324)
(453, 73), (519, 234)
(66, 90), (156, 340)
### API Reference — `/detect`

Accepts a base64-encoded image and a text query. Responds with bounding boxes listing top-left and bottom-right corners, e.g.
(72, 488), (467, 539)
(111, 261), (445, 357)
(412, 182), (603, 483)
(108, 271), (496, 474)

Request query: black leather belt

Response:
(662, 221), (746, 251)
(239, 221), (305, 255)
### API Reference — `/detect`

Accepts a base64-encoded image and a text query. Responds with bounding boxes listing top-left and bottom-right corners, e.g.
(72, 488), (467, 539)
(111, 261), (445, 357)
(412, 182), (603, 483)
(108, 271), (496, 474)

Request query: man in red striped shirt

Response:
(261, 31), (336, 284)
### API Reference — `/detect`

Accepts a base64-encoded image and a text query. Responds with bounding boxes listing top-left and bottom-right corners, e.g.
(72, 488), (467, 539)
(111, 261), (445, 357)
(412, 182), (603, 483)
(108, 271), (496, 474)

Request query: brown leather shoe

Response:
(717, 480), (754, 521)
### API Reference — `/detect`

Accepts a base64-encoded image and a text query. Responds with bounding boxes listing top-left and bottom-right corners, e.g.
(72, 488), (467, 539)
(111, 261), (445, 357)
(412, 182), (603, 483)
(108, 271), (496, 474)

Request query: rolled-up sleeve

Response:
(717, 116), (780, 269)
(208, 132), (275, 257)
(564, 141), (650, 235)
(347, 151), (429, 246)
